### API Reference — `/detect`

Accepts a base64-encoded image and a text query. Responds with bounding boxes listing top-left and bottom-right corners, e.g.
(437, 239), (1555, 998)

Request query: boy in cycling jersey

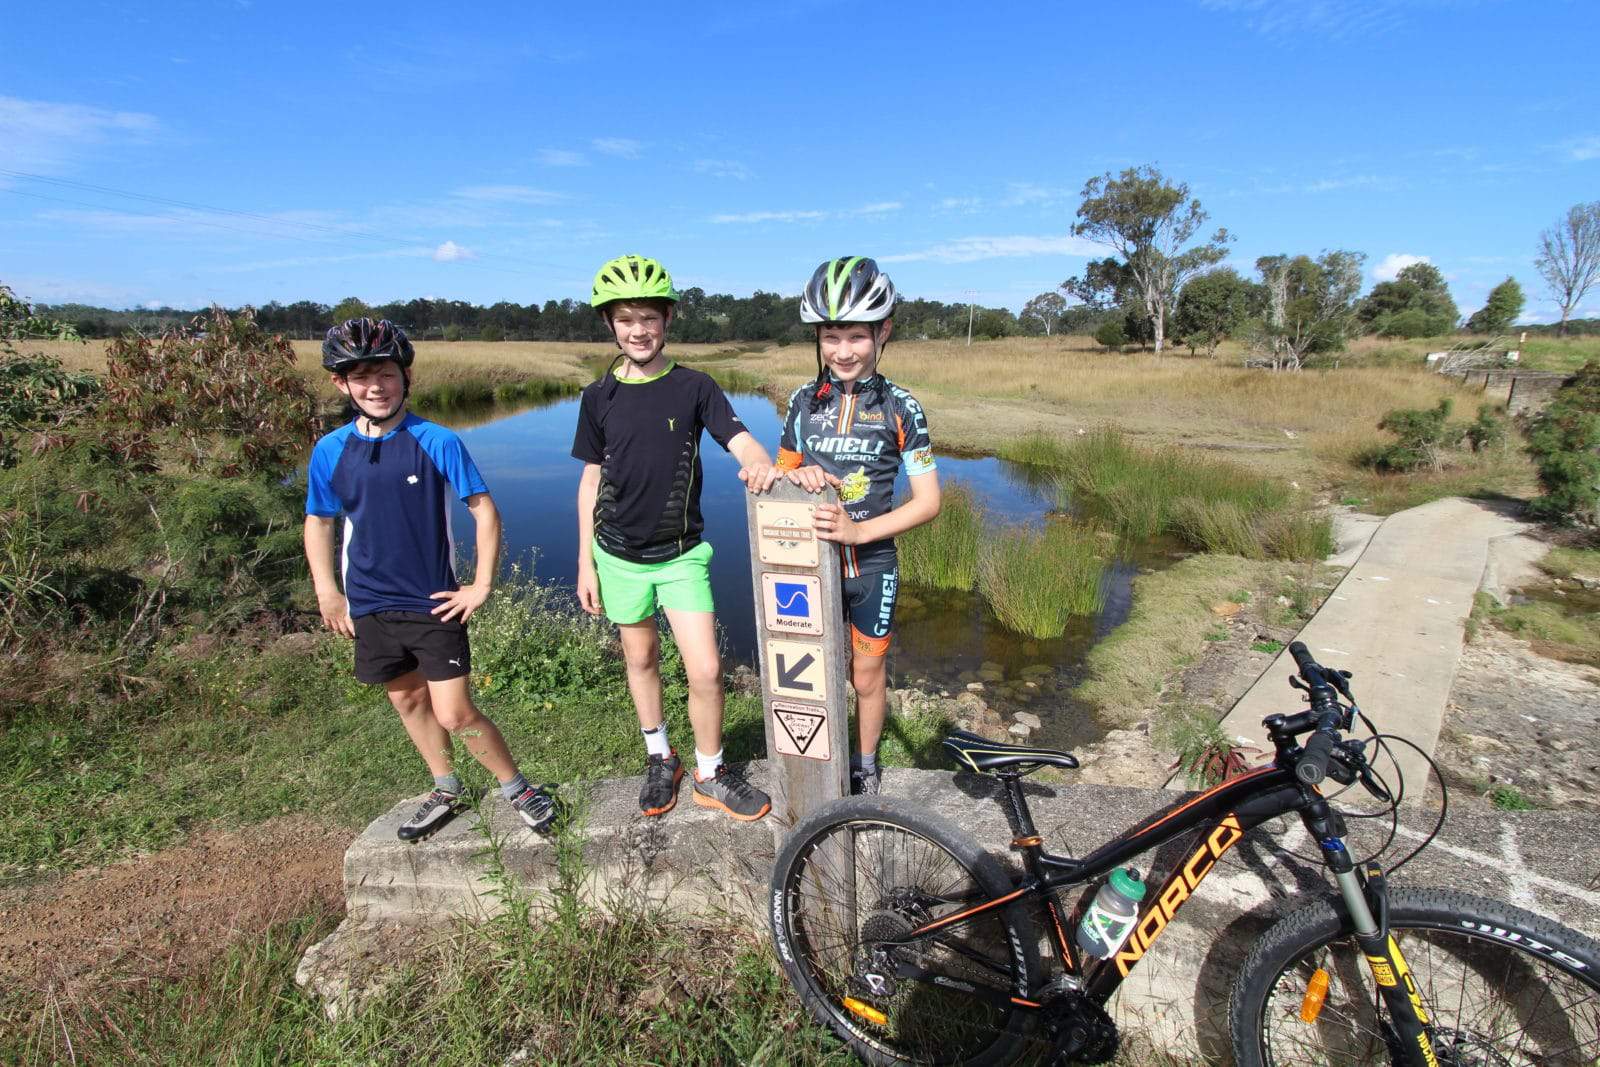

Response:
(572, 255), (780, 822)
(304, 318), (557, 841)
(776, 257), (941, 795)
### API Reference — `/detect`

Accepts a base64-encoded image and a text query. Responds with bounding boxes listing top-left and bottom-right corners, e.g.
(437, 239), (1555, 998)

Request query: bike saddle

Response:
(941, 729), (1079, 775)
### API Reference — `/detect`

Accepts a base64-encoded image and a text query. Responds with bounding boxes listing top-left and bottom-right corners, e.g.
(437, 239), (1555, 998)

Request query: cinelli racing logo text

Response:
(804, 434), (887, 458)
(1113, 814), (1244, 977)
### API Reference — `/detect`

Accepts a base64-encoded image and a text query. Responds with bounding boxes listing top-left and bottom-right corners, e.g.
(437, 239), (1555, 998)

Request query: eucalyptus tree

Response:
(1535, 202), (1600, 335)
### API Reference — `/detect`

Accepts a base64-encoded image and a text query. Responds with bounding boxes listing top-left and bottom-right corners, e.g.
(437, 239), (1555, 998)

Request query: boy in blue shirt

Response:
(304, 318), (556, 840)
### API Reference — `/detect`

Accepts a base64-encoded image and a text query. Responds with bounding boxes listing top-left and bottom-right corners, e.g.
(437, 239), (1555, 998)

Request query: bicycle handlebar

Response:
(1286, 641), (1349, 787)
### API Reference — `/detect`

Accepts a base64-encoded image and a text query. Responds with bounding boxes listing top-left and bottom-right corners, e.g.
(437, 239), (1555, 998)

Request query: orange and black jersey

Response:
(572, 362), (746, 564)
(776, 374), (935, 577)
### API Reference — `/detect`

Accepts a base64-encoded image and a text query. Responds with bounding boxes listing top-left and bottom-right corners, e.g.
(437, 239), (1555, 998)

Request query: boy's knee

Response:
(388, 684), (430, 717)
(851, 657), (887, 695)
(684, 654), (722, 691)
(622, 638), (660, 673)
(434, 703), (481, 734)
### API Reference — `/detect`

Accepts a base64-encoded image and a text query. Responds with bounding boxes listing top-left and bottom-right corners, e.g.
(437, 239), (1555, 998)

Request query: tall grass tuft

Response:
(978, 519), (1106, 638)
(899, 482), (983, 590)
(1002, 428), (1327, 561)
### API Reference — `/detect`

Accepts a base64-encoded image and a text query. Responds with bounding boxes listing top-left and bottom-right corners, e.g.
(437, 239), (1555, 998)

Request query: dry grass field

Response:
(29, 332), (1565, 504)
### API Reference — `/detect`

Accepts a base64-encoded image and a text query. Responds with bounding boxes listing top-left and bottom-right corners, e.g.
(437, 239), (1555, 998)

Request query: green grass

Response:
(1251, 639), (1285, 654)
(1076, 554), (1279, 725)
(410, 375), (580, 413)
(1488, 783), (1536, 811)
(898, 482), (983, 591)
(1002, 429), (1331, 561)
(1540, 545), (1600, 581)
(977, 520), (1107, 639)
(1481, 598), (1600, 665)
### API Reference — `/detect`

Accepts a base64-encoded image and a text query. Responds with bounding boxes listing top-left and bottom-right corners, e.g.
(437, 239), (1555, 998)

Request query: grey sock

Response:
(859, 752), (879, 774)
(499, 772), (531, 801)
(434, 773), (463, 796)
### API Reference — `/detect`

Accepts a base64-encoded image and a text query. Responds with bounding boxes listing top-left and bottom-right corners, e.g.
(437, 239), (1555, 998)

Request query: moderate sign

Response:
(761, 572), (824, 636)
(756, 500), (820, 567)
(771, 699), (830, 761)
(765, 638), (826, 700)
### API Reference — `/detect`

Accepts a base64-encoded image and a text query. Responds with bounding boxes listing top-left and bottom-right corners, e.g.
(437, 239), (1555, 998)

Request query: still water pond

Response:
(446, 393), (1174, 749)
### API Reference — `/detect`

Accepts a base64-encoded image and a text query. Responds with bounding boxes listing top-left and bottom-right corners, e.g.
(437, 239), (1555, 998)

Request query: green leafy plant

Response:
(1488, 784), (1534, 811)
(1526, 360), (1600, 524)
(899, 482), (983, 590)
(1373, 397), (1458, 472)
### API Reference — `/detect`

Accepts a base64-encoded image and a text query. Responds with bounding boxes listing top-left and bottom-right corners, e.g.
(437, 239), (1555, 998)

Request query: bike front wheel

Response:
(770, 796), (1044, 1066)
(1231, 887), (1600, 1066)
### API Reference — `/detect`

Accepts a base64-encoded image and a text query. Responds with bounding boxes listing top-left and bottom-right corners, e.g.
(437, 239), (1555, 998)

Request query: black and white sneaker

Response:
(397, 789), (464, 842)
(511, 785), (559, 834)
(851, 766), (882, 797)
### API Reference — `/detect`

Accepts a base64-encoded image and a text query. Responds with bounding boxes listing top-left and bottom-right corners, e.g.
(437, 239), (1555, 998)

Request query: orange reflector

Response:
(842, 997), (888, 1026)
(1299, 968), (1330, 1023)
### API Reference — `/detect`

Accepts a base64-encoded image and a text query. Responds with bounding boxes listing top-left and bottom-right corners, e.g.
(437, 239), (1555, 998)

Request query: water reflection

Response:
(443, 390), (1176, 745)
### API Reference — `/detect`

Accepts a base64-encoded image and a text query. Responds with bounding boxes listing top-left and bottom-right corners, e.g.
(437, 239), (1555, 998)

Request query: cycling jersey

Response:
(776, 373), (935, 577)
(306, 412), (489, 619)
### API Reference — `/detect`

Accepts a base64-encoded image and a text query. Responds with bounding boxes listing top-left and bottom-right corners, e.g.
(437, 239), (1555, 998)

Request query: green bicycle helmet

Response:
(800, 256), (897, 324)
(591, 254), (679, 308)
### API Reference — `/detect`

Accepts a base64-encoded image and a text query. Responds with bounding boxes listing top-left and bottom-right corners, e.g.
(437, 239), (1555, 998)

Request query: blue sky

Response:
(3, 0), (1596, 320)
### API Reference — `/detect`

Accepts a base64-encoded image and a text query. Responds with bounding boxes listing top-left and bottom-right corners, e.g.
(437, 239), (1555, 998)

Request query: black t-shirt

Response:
(571, 361), (746, 563)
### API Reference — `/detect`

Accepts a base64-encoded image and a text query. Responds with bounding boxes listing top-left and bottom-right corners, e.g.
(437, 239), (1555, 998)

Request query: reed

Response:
(898, 482), (983, 590)
(977, 519), (1107, 639)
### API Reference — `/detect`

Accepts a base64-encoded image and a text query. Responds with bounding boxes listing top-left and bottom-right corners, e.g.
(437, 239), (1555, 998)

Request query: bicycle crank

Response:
(1042, 992), (1118, 1064)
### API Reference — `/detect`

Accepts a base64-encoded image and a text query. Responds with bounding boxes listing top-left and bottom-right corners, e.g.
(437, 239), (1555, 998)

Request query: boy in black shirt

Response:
(572, 255), (778, 821)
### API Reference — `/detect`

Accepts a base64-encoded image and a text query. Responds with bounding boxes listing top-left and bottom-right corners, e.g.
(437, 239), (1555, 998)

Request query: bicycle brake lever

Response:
(1288, 676), (1310, 693)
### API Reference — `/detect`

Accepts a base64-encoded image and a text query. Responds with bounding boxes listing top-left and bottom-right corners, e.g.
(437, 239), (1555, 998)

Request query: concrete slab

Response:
(1215, 498), (1531, 802)
(313, 762), (1600, 1057)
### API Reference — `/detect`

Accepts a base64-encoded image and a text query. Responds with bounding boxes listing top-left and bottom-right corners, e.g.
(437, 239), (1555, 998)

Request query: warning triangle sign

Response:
(773, 704), (827, 760)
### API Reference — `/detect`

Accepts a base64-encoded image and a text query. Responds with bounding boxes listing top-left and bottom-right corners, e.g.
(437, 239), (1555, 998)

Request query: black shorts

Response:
(843, 568), (898, 657)
(353, 611), (471, 684)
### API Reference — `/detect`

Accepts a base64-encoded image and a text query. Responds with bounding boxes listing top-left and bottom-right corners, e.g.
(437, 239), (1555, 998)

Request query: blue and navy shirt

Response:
(306, 412), (490, 619)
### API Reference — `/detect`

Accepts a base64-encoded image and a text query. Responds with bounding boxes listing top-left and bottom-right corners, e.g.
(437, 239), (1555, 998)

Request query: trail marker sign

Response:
(771, 700), (830, 761)
(756, 500), (820, 567)
(765, 638), (826, 699)
(762, 573), (823, 636)
(747, 481), (850, 829)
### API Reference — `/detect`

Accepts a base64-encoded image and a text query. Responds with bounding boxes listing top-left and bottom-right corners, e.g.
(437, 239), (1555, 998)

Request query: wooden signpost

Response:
(747, 482), (850, 828)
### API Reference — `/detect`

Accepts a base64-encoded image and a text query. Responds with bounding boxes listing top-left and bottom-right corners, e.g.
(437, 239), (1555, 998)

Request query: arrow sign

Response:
(777, 652), (815, 690)
(766, 638), (826, 700)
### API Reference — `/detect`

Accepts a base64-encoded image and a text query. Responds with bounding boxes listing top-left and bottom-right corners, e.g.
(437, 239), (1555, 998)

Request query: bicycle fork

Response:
(1309, 799), (1439, 1067)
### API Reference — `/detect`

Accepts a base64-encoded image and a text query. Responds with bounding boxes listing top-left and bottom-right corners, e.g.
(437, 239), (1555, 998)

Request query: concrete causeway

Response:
(1215, 497), (1533, 801)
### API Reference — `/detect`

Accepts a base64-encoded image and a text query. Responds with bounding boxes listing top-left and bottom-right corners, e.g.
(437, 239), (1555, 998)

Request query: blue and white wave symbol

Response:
(774, 582), (811, 618)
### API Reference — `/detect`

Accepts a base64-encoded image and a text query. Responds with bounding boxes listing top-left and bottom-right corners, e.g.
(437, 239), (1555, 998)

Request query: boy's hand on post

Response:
(577, 562), (602, 616)
(430, 583), (491, 623)
(812, 502), (863, 545)
(317, 590), (355, 638)
(787, 465), (841, 494)
(737, 462), (781, 494)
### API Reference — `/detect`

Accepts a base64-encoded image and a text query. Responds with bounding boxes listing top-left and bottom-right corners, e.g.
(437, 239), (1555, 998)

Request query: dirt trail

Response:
(0, 817), (350, 995)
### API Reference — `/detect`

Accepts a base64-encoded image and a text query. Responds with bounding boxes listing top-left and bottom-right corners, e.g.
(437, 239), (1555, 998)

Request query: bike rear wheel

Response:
(770, 796), (1044, 1066)
(1231, 887), (1600, 1066)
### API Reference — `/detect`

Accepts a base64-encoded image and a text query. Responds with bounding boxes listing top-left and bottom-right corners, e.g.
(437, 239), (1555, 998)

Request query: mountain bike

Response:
(769, 641), (1600, 1065)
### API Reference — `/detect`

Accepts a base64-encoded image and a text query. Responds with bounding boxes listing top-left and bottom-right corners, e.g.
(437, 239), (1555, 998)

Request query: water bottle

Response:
(1075, 868), (1147, 959)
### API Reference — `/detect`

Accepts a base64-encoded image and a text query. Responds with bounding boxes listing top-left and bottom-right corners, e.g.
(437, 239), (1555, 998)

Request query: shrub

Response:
(1465, 404), (1508, 453)
(898, 482), (982, 590)
(101, 307), (319, 479)
(1373, 398), (1457, 471)
(1526, 360), (1600, 524)
(1093, 318), (1127, 351)
(1374, 308), (1455, 339)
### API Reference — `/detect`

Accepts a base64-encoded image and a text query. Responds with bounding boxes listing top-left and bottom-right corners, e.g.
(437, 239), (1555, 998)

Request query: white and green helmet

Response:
(800, 256), (897, 324)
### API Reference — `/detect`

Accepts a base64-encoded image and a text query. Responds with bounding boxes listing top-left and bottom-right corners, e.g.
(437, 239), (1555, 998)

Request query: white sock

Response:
(642, 723), (671, 759)
(695, 748), (724, 781)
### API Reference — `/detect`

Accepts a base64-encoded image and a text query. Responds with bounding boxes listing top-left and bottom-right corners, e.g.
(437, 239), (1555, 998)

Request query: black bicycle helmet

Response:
(322, 318), (414, 374)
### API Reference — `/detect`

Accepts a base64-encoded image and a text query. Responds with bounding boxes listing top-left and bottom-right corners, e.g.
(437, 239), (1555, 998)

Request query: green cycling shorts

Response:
(592, 539), (715, 624)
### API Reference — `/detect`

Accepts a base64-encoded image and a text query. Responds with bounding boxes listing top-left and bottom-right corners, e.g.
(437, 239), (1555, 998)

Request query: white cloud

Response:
(142, 300), (164, 309)
(694, 158), (752, 180)
(591, 137), (641, 158)
(0, 95), (159, 175)
(881, 235), (1105, 264)
(537, 148), (587, 167)
(451, 184), (566, 205)
(1562, 135), (1600, 161)
(1002, 182), (1072, 207)
(710, 201), (902, 225)
(1199, 0), (1410, 41)
(711, 209), (828, 224)
(938, 196), (985, 212)
(433, 240), (475, 262)
(1372, 252), (1429, 282)
(1302, 174), (1385, 193)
